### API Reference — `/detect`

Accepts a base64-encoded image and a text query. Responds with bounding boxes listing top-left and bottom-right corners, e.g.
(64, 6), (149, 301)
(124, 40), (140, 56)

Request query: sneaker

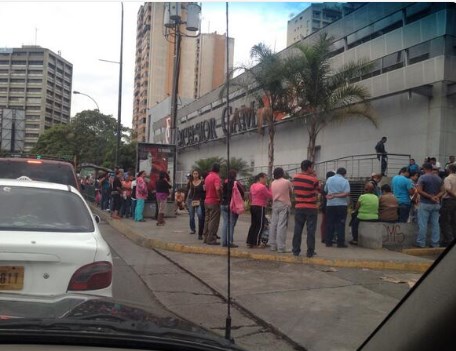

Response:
(270, 246), (277, 252)
(277, 248), (291, 253)
(349, 240), (358, 246)
(189, 230), (196, 234)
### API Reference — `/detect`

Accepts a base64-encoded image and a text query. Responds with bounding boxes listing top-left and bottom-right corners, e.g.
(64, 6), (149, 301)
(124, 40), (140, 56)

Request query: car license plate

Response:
(0, 266), (24, 290)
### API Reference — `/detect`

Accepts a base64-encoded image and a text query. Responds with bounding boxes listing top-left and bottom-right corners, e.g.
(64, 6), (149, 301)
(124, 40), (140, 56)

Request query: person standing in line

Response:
(220, 169), (244, 248)
(134, 171), (148, 222)
(291, 160), (320, 258)
(120, 172), (133, 218)
(408, 158), (420, 175)
(320, 171), (336, 244)
(350, 182), (379, 245)
(130, 175), (137, 219)
(391, 167), (415, 223)
(269, 167), (293, 253)
(202, 163), (222, 245)
(246, 173), (272, 249)
(156, 171), (172, 226)
(187, 169), (205, 239)
(416, 162), (445, 248)
(440, 164), (456, 247)
(111, 170), (123, 220)
(100, 172), (111, 211)
(325, 167), (350, 248)
(375, 136), (388, 176)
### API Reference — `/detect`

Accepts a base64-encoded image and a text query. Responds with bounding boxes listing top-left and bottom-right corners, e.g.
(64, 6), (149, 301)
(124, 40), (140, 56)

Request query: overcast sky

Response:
(0, 1), (310, 128)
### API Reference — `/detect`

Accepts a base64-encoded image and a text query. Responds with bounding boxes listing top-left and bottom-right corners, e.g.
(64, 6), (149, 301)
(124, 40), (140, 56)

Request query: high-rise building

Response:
(132, 2), (234, 142)
(0, 46), (72, 152)
(287, 3), (363, 46)
(195, 32), (234, 99)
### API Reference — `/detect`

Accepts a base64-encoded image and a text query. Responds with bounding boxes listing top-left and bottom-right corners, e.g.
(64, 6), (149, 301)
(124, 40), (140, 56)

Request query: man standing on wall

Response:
(325, 167), (351, 248)
(202, 163), (222, 245)
(375, 136), (388, 176)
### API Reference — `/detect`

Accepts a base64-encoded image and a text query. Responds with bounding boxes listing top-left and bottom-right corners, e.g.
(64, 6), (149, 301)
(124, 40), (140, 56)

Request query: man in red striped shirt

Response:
(292, 160), (320, 258)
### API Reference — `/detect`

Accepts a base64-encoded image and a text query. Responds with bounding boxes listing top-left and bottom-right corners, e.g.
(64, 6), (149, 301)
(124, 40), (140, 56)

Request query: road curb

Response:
(402, 247), (445, 256)
(92, 206), (432, 273)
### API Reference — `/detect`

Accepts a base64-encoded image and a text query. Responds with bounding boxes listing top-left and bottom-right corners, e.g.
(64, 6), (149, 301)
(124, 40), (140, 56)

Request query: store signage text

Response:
(178, 102), (259, 147)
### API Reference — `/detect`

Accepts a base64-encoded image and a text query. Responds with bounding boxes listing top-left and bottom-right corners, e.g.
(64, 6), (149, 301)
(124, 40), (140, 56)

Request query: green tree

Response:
(192, 156), (251, 179)
(243, 43), (290, 177)
(224, 157), (251, 178)
(285, 34), (377, 162)
(32, 110), (133, 169)
(32, 124), (76, 159)
(192, 156), (224, 176)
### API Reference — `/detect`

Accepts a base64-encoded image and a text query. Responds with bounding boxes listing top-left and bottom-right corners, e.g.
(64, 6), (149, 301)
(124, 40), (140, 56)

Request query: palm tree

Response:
(224, 157), (251, 178)
(192, 157), (251, 179)
(192, 157), (224, 176)
(285, 33), (377, 162)
(241, 43), (290, 177)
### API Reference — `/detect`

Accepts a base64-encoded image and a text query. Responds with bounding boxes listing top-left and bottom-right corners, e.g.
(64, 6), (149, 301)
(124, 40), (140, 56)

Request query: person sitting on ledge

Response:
(378, 184), (399, 222)
(350, 182), (379, 246)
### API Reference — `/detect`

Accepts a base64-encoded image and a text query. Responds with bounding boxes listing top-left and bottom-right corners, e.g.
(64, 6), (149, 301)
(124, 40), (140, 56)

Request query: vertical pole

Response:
(116, 2), (124, 168)
(170, 22), (182, 200)
(224, 1), (232, 343)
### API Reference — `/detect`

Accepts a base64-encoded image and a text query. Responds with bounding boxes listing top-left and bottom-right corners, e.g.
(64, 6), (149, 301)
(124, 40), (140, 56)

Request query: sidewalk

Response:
(92, 206), (434, 273)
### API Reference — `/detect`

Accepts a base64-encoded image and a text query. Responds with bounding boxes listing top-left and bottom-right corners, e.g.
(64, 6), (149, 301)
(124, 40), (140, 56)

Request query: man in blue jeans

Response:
(392, 167), (415, 222)
(325, 167), (351, 248)
(416, 162), (445, 248)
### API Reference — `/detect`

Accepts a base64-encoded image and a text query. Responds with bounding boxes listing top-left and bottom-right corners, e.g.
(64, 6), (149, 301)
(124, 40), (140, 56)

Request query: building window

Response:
(408, 42), (430, 65)
(382, 51), (404, 73)
(405, 3), (432, 25)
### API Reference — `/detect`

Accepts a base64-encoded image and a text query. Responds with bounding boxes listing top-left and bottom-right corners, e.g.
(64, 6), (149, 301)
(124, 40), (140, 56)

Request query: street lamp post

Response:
(98, 3), (123, 168)
(73, 91), (99, 111)
(163, 2), (201, 197)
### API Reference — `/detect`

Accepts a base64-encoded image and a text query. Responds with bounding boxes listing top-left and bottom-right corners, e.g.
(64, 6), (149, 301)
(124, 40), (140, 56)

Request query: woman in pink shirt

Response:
(246, 173), (272, 248)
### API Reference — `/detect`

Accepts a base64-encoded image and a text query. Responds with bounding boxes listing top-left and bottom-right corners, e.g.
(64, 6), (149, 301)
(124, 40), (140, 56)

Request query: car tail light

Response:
(27, 160), (42, 164)
(68, 261), (112, 291)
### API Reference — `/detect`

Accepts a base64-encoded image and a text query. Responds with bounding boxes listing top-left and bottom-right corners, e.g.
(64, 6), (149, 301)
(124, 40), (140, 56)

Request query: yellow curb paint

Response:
(91, 205), (432, 273)
(402, 248), (445, 257)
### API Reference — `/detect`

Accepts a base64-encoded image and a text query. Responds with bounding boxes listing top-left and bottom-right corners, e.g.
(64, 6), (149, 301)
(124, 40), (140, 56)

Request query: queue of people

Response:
(91, 153), (455, 254)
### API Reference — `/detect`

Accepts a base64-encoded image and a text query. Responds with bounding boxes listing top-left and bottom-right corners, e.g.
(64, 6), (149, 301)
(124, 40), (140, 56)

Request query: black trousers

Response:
(441, 198), (456, 245)
(247, 205), (265, 246)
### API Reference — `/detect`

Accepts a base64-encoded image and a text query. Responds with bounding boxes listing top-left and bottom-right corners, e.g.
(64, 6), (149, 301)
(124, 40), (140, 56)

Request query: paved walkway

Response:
(91, 206), (435, 273)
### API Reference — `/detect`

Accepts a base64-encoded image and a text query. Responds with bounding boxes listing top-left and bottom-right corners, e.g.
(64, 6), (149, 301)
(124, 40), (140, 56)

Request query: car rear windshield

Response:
(0, 186), (94, 232)
(0, 160), (78, 188)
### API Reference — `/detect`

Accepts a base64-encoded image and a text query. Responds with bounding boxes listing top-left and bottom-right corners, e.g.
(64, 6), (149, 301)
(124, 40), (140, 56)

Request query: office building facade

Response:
(0, 46), (72, 152)
(287, 3), (362, 46)
(172, 2), (455, 178)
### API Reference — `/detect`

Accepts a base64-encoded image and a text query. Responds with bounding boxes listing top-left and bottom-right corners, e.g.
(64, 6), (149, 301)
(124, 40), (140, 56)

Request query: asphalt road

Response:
(99, 220), (423, 351)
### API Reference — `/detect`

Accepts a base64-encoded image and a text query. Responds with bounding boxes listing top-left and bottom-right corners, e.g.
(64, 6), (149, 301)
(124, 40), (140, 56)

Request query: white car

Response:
(0, 179), (112, 297)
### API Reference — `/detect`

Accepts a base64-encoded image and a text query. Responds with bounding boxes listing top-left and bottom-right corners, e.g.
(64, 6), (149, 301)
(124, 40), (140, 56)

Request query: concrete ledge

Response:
(359, 222), (418, 249)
